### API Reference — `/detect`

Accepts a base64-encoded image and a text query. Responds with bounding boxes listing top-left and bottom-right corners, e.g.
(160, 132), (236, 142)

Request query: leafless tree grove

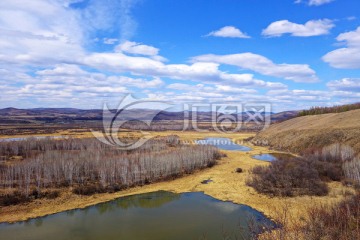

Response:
(315, 143), (360, 185)
(0, 136), (220, 199)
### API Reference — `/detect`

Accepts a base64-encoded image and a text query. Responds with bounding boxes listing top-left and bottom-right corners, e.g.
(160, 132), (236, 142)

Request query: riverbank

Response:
(0, 131), (352, 225)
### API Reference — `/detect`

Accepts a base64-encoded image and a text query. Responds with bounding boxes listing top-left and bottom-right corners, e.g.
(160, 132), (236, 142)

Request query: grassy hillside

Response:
(253, 109), (360, 154)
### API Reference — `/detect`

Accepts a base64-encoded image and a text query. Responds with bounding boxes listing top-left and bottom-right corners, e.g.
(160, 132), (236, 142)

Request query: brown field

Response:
(0, 131), (352, 227)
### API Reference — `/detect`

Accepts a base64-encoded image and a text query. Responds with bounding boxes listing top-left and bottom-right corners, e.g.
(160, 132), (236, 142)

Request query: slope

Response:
(253, 109), (360, 154)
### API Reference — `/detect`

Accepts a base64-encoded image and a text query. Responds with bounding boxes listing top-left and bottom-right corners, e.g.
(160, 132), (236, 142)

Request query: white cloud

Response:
(323, 26), (360, 69)
(309, 0), (334, 6)
(295, 0), (334, 6)
(0, 0), (351, 111)
(116, 41), (159, 56)
(108, 76), (164, 88)
(331, 91), (360, 99)
(214, 85), (257, 93)
(36, 64), (87, 76)
(167, 83), (194, 91)
(83, 52), (288, 89)
(0, 0), (84, 66)
(0, 68), (34, 84)
(267, 89), (332, 102)
(164, 83), (259, 103)
(0, 64), (170, 109)
(333, 27), (360, 48)
(346, 16), (357, 21)
(36, 64), (164, 89)
(167, 83), (257, 94)
(327, 78), (360, 92)
(103, 38), (118, 44)
(206, 26), (250, 38)
(192, 53), (318, 82)
(262, 19), (334, 37)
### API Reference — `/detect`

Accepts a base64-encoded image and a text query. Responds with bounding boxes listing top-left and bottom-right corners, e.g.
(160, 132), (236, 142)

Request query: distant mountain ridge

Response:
(0, 107), (296, 124)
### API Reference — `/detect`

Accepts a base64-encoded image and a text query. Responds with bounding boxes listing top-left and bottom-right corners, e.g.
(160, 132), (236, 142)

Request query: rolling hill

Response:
(253, 109), (360, 154)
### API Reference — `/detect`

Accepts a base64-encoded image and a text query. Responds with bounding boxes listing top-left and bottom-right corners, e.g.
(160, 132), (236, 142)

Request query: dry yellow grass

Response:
(254, 109), (360, 153)
(0, 131), (352, 226)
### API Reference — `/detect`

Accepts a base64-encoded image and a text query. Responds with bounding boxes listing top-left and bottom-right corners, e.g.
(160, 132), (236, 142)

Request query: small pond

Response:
(196, 137), (252, 151)
(252, 153), (295, 162)
(0, 191), (274, 240)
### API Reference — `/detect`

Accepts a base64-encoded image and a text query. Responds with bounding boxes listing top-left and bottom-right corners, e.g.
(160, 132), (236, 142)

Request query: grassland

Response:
(253, 109), (360, 153)
(0, 131), (352, 227)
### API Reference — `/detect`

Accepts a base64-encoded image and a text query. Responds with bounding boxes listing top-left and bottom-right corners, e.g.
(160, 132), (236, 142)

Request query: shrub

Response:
(0, 191), (29, 206)
(303, 192), (360, 240)
(45, 190), (60, 199)
(0, 189), (61, 206)
(72, 184), (105, 196)
(257, 192), (360, 240)
(247, 158), (328, 197)
(305, 143), (360, 184)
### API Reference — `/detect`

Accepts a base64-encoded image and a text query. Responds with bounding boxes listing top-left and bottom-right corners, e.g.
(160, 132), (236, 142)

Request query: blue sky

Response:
(0, 0), (360, 112)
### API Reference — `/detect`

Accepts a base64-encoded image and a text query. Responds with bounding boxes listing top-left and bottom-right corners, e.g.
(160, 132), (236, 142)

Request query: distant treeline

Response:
(298, 102), (360, 117)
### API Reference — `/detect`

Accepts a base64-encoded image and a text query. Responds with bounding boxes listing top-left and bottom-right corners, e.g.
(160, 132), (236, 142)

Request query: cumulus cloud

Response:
(267, 89), (332, 103)
(36, 64), (164, 89)
(167, 83), (195, 91)
(0, 0), (84, 66)
(36, 64), (88, 76)
(0, 63), (170, 109)
(83, 52), (288, 89)
(262, 19), (334, 37)
(108, 76), (164, 88)
(0, 0), (352, 111)
(214, 85), (258, 93)
(327, 78), (360, 91)
(323, 26), (360, 69)
(0, 68), (34, 84)
(116, 41), (159, 56)
(167, 83), (257, 94)
(206, 26), (250, 38)
(192, 53), (318, 82)
(164, 83), (260, 103)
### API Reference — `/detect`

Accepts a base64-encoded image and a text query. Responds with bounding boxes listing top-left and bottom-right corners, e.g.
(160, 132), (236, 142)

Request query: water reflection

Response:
(96, 191), (180, 214)
(0, 191), (274, 240)
(252, 153), (295, 162)
(196, 137), (252, 151)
